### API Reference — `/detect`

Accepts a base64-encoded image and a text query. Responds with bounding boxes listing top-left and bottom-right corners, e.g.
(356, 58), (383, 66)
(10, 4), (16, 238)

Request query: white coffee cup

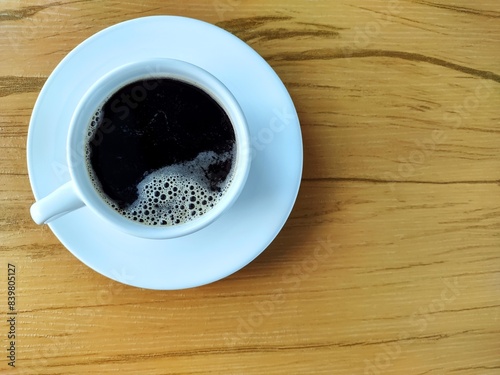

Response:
(30, 58), (251, 239)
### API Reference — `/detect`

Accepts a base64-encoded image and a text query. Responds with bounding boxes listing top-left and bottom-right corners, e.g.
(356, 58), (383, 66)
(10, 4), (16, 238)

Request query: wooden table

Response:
(1, 1), (499, 374)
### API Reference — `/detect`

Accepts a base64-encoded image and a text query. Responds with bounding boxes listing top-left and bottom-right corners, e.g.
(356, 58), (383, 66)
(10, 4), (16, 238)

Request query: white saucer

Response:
(27, 16), (303, 290)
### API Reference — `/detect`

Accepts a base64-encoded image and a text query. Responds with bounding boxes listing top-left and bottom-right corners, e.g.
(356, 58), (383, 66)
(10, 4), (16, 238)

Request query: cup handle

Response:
(30, 181), (85, 225)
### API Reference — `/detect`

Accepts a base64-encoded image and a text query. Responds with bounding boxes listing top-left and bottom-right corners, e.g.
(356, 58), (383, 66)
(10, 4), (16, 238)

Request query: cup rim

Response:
(67, 58), (251, 239)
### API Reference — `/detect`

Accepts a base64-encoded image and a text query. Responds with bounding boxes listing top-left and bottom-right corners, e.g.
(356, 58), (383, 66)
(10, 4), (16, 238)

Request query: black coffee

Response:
(85, 78), (236, 226)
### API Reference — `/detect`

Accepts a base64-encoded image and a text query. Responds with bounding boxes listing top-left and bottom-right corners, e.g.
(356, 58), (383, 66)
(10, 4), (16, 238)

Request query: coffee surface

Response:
(85, 78), (236, 226)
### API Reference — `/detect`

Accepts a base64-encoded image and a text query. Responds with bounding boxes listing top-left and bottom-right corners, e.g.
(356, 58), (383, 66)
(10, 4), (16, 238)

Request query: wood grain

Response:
(1, 0), (499, 374)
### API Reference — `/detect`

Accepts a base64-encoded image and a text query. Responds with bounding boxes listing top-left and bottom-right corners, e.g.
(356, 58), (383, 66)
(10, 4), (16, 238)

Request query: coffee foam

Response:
(86, 138), (235, 226)
(118, 150), (234, 225)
